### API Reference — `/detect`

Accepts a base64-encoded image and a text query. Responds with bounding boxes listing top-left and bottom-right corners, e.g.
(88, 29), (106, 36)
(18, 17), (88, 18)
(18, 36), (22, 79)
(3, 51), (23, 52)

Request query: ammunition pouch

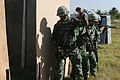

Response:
(86, 43), (93, 51)
(61, 41), (77, 52)
(55, 50), (66, 59)
(56, 41), (77, 58)
(77, 37), (86, 47)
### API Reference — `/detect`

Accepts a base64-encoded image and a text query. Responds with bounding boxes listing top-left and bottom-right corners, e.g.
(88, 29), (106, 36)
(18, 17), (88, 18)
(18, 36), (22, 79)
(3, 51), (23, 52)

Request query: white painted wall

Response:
(0, 0), (10, 80)
(36, 0), (70, 80)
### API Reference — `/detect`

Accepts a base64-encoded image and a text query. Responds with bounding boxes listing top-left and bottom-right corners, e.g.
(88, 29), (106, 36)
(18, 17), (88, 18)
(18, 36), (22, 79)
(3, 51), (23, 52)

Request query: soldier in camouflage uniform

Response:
(86, 13), (99, 77)
(52, 6), (83, 80)
(75, 7), (89, 80)
(93, 14), (102, 63)
(75, 7), (89, 26)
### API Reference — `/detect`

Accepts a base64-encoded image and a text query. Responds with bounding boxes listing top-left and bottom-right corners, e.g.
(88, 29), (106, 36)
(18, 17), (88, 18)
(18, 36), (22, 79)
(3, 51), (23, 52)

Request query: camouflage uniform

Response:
(86, 13), (98, 76)
(75, 7), (89, 79)
(94, 14), (102, 63)
(52, 6), (83, 80)
(75, 7), (89, 26)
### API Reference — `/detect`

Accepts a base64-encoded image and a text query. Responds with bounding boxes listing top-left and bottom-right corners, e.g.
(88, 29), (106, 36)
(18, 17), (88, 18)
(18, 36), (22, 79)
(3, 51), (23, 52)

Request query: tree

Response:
(96, 9), (102, 15)
(84, 9), (91, 14)
(115, 13), (120, 19)
(91, 9), (108, 15)
(109, 7), (119, 18)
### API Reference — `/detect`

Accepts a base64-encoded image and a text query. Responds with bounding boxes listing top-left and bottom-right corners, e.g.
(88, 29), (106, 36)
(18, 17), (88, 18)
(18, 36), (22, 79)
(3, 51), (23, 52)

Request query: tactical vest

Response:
(56, 18), (79, 51)
(86, 25), (96, 51)
(87, 26), (96, 41)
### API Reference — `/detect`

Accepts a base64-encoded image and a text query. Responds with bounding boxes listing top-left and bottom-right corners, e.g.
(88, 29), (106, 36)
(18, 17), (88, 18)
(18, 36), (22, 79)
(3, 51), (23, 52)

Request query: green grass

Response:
(65, 23), (120, 80)
(89, 23), (120, 80)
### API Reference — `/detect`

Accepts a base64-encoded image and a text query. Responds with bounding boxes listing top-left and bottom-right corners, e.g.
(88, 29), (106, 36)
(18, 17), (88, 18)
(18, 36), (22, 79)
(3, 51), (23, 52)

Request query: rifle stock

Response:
(99, 25), (120, 29)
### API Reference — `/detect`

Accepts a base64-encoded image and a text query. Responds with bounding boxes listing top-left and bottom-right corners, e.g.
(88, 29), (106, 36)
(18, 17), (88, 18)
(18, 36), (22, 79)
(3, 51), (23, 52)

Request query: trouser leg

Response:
(54, 58), (65, 80)
(70, 50), (83, 80)
(82, 52), (89, 78)
(89, 51), (97, 75)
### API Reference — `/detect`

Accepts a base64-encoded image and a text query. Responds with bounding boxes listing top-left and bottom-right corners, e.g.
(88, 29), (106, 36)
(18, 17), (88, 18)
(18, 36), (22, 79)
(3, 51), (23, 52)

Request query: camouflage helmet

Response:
(88, 13), (98, 21)
(57, 6), (69, 16)
(96, 14), (101, 21)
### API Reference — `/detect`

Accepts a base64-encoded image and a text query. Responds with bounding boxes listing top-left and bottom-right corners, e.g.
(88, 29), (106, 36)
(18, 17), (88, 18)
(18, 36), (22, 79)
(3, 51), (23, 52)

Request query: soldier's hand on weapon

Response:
(58, 47), (65, 57)
(100, 26), (106, 30)
(58, 47), (64, 53)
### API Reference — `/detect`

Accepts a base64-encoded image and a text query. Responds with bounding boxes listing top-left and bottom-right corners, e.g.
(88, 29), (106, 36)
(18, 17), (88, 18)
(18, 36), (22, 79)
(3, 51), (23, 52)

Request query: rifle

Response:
(98, 25), (120, 30)
(86, 28), (99, 69)
(86, 27), (98, 60)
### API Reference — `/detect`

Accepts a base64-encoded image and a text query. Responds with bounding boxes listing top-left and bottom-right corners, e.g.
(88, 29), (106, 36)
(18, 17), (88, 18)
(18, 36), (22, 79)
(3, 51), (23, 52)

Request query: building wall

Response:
(5, 0), (36, 79)
(5, 0), (70, 80)
(36, 0), (70, 80)
(5, 0), (23, 69)
(0, 0), (10, 80)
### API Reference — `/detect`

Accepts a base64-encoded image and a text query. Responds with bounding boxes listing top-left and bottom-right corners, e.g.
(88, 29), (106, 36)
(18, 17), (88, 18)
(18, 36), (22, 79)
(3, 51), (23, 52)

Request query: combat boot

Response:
(84, 77), (88, 80)
(83, 75), (89, 80)
(90, 73), (96, 77)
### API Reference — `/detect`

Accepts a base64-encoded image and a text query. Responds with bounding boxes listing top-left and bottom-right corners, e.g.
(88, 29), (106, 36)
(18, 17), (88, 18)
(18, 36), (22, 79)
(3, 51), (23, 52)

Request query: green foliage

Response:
(65, 22), (120, 80)
(84, 9), (91, 14)
(89, 22), (120, 80)
(109, 7), (120, 19)
(89, 7), (120, 19)
(109, 7), (119, 16)
(96, 9), (108, 15)
(115, 13), (120, 19)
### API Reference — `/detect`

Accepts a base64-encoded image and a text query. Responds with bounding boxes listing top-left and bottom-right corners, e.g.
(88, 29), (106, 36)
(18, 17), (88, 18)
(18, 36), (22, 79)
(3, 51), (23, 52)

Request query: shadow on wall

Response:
(36, 17), (57, 80)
